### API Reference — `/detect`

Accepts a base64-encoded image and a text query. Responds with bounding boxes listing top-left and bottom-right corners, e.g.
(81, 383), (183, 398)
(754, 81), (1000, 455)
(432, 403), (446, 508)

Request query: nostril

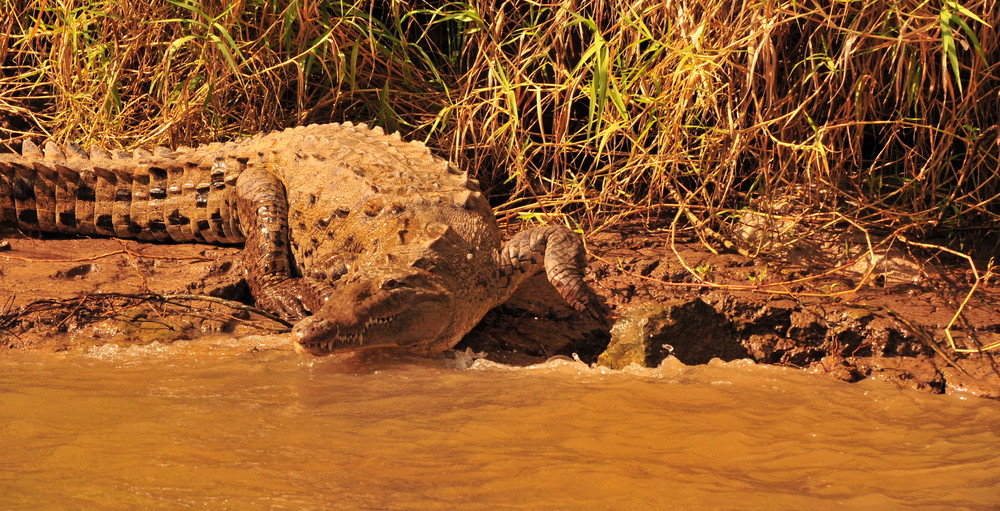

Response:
(291, 316), (323, 343)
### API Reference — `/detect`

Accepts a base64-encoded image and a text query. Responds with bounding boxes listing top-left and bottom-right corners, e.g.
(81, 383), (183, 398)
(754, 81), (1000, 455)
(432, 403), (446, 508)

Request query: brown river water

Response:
(2, 336), (999, 510)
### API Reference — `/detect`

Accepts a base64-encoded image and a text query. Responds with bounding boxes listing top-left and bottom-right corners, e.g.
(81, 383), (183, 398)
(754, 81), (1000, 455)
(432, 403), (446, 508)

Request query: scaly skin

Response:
(0, 122), (607, 354)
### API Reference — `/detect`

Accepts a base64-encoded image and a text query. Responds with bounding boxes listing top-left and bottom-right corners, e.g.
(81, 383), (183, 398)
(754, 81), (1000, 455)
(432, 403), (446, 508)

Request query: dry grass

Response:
(1, 0), (998, 249)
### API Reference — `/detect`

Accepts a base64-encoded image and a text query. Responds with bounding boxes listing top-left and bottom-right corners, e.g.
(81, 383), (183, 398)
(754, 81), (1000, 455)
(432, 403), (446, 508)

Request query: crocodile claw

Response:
(252, 278), (314, 320)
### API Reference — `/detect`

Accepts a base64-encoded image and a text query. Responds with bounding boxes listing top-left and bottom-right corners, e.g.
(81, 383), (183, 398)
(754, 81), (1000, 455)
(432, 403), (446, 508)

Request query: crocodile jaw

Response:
(290, 273), (451, 355)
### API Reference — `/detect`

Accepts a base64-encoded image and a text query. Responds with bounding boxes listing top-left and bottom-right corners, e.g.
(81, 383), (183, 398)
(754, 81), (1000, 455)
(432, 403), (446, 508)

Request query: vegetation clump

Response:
(1, 0), (997, 249)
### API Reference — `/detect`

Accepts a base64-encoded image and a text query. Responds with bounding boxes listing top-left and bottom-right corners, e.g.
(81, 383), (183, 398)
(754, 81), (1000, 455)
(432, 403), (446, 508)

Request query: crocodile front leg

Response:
(496, 225), (609, 326)
(234, 165), (325, 318)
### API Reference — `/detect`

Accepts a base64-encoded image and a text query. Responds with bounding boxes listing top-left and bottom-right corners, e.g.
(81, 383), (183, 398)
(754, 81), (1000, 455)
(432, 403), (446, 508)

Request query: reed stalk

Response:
(1, 0), (997, 248)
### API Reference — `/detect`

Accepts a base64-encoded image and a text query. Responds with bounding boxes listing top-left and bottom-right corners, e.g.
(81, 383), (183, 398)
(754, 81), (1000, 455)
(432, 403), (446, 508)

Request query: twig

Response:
(898, 236), (997, 353)
(158, 293), (294, 328)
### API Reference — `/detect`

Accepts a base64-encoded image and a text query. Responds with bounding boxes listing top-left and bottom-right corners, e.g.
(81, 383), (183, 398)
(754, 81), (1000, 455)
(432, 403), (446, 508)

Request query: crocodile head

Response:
(290, 267), (457, 355)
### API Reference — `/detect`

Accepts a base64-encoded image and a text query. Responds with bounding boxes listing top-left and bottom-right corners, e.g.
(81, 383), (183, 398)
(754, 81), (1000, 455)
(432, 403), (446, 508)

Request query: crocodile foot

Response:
(252, 277), (330, 320)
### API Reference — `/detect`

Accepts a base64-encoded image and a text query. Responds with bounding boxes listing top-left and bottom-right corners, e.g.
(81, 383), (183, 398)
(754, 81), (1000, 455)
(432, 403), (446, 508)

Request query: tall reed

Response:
(1, 0), (997, 249)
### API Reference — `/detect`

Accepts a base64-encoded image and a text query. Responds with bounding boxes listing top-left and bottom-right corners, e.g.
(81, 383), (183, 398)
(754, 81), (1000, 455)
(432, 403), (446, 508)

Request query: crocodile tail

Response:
(496, 224), (610, 326)
(1, 140), (244, 244)
(2, 140), (123, 236)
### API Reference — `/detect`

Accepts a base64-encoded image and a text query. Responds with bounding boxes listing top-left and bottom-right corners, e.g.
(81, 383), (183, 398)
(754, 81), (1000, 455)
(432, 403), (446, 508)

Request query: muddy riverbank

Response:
(2, 223), (998, 398)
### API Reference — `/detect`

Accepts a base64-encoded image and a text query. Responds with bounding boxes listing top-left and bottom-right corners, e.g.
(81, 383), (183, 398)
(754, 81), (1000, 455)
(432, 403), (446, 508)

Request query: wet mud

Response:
(2, 224), (998, 398)
(464, 224), (1000, 399)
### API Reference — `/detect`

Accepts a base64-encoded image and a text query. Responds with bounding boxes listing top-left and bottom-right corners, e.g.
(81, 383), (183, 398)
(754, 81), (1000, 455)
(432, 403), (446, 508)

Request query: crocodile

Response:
(0, 122), (607, 355)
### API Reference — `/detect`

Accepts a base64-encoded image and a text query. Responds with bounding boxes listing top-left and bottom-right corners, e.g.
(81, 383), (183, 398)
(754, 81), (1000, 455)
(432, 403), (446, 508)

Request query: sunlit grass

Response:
(1, 0), (997, 250)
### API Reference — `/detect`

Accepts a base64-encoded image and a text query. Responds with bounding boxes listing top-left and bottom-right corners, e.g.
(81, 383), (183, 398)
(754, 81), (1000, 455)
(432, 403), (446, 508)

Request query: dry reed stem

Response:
(897, 235), (999, 352)
(2, 1), (996, 237)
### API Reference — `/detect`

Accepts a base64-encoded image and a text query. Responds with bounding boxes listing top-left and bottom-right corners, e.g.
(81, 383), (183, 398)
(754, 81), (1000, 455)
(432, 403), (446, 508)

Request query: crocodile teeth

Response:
(363, 316), (393, 329)
(310, 314), (400, 352)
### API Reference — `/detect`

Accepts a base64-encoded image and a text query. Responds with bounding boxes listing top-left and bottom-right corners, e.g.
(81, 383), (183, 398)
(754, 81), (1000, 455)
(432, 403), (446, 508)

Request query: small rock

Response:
(0, 240), (10, 252)
(53, 264), (95, 279)
(807, 355), (862, 382)
(842, 307), (873, 322)
(598, 298), (742, 369)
